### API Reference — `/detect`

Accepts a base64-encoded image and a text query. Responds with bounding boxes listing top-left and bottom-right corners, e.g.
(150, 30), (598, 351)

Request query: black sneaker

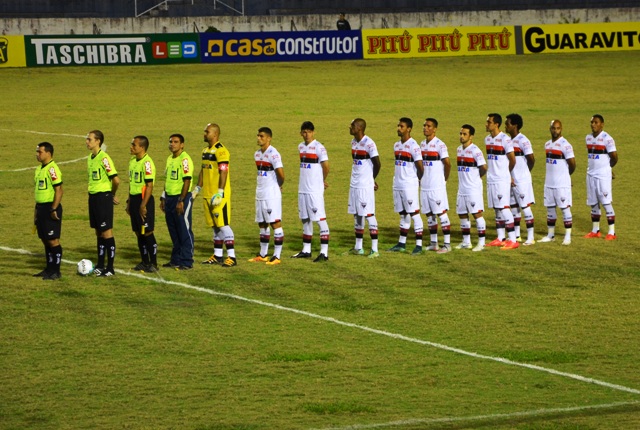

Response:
(33, 269), (48, 277)
(142, 264), (158, 273)
(96, 269), (115, 277)
(291, 251), (312, 259)
(162, 262), (178, 268)
(222, 257), (237, 267)
(42, 272), (61, 281)
(176, 265), (193, 271)
(313, 253), (328, 263)
(202, 255), (223, 264)
(132, 262), (147, 271)
(93, 267), (106, 276)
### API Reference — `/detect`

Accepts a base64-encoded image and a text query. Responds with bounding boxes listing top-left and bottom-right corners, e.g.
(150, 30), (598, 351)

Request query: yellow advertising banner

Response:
(522, 22), (640, 54)
(0, 35), (27, 68)
(362, 26), (516, 59)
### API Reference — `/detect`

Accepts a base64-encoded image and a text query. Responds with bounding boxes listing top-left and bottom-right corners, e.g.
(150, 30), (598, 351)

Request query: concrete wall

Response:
(2, 8), (640, 35)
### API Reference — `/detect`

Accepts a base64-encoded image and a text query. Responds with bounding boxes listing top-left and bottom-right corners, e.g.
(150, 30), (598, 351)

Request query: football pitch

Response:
(1, 51), (639, 429)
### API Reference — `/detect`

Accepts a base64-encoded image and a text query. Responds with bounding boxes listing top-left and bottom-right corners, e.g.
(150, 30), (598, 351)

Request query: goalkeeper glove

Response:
(191, 185), (201, 201)
(210, 188), (224, 207)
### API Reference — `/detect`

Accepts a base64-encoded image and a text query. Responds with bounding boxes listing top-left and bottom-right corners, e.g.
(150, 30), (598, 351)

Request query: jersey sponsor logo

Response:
(144, 161), (152, 175)
(49, 166), (58, 181)
(546, 159), (558, 164)
(300, 163), (312, 169)
(423, 161), (434, 166)
(353, 160), (363, 165)
(588, 154), (600, 159)
(458, 166), (471, 172)
(395, 160), (407, 166)
(258, 171), (268, 176)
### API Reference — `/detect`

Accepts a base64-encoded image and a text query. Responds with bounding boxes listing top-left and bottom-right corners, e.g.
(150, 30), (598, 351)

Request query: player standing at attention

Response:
(419, 118), (452, 253)
(33, 142), (63, 280)
(540, 120), (576, 245)
(160, 134), (195, 270)
(127, 136), (158, 273)
(86, 130), (120, 277)
(346, 118), (381, 258)
(455, 125), (488, 252)
(248, 127), (285, 265)
(388, 117), (424, 255)
(197, 123), (237, 267)
(584, 114), (618, 240)
(291, 121), (331, 262)
(484, 113), (519, 250)
(505, 113), (536, 245)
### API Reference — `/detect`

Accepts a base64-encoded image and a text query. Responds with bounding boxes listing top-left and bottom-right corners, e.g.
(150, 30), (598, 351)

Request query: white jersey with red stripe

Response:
(254, 145), (283, 200)
(298, 139), (328, 194)
(485, 131), (514, 184)
(510, 132), (533, 184)
(586, 131), (616, 179)
(457, 143), (486, 195)
(420, 136), (449, 190)
(393, 137), (421, 191)
(350, 135), (379, 189)
(544, 137), (575, 188)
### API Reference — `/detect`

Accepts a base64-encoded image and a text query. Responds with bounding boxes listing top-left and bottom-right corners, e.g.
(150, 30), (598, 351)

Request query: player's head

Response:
(258, 126), (272, 137)
(204, 123), (220, 143)
(505, 113), (523, 130)
(257, 127), (272, 149)
(591, 114), (605, 135)
(133, 135), (149, 151)
(487, 113), (502, 127)
(169, 133), (184, 143)
(399, 117), (413, 129)
(550, 120), (563, 140)
(350, 118), (366, 136)
(89, 130), (104, 146)
(460, 124), (475, 145)
(37, 141), (54, 156)
(397, 117), (412, 139)
(301, 121), (315, 132)
(423, 118), (438, 139)
(592, 114), (604, 123)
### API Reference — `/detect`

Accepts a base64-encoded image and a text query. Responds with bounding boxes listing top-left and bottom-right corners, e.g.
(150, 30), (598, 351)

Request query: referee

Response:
(33, 142), (63, 280)
(86, 130), (120, 277)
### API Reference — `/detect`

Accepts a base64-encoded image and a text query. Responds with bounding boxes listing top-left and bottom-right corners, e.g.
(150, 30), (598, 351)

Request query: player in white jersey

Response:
(248, 127), (285, 265)
(584, 114), (618, 240)
(505, 113), (536, 246)
(388, 117), (424, 255)
(455, 125), (488, 252)
(346, 118), (381, 258)
(484, 113), (519, 250)
(291, 121), (331, 262)
(540, 120), (576, 245)
(419, 118), (452, 253)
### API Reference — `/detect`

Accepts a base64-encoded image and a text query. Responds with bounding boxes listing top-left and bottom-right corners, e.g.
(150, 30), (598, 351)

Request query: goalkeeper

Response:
(194, 123), (237, 267)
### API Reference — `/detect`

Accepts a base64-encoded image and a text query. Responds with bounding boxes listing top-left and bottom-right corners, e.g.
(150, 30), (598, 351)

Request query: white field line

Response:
(0, 129), (88, 172)
(311, 400), (640, 430)
(3, 245), (640, 397)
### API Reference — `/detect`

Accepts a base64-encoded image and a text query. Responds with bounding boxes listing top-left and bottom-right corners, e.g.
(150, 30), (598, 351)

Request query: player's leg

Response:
(457, 214), (472, 249)
(272, 221), (284, 260)
(474, 212), (487, 251)
(511, 204), (522, 240)
(366, 214), (379, 256)
(603, 203), (615, 239)
(411, 211), (424, 254)
(353, 215), (365, 252)
(540, 207), (557, 242)
(561, 206), (573, 245)
(522, 205), (535, 245)
(426, 213), (438, 251)
(317, 218), (329, 258)
(439, 211), (451, 249)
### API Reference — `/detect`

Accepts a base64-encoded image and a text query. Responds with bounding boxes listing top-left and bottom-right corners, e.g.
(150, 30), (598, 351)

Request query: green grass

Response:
(1, 52), (640, 429)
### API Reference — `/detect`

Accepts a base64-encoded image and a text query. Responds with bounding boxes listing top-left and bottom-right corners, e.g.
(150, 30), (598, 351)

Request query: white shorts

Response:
(298, 193), (326, 221)
(255, 198), (282, 224)
(348, 187), (376, 216)
(420, 188), (449, 215)
(586, 175), (612, 206)
(393, 188), (420, 214)
(510, 181), (535, 208)
(456, 193), (484, 215)
(544, 187), (572, 209)
(487, 182), (511, 209)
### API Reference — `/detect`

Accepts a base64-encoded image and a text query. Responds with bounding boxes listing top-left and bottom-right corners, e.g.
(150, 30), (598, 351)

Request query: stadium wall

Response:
(2, 8), (640, 36)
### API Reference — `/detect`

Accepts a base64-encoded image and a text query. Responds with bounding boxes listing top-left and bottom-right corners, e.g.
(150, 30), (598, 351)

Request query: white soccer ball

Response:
(77, 259), (94, 276)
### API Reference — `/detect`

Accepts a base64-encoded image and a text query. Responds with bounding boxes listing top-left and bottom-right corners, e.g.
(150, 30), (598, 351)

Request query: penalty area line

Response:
(310, 400), (640, 430)
(3, 245), (640, 397)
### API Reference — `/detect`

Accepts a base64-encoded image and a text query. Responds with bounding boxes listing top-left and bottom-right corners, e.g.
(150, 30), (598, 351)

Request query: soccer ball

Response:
(77, 259), (94, 276)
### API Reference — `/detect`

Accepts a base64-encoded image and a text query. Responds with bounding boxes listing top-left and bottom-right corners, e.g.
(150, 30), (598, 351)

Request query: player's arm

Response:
(275, 168), (285, 188)
(479, 164), (488, 178)
(50, 184), (63, 221)
(321, 160), (329, 189)
(414, 159), (424, 181)
(192, 168), (203, 200)
(567, 157), (577, 175)
(609, 151), (618, 168)
(210, 163), (228, 207)
(176, 177), (191, 215)
(525, 153), (535, 171)
(507, 151), (516, 172)
(442, 157), (451, 182)
(140, 180), (153, 219)
(110, 175), (120, 205)
(372, 156), (381, 191)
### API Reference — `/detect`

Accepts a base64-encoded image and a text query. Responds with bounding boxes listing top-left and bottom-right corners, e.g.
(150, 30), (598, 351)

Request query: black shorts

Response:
(89, 192), (114, 232)
(129, 194), (155, 233)
(35, 203), (62, 240)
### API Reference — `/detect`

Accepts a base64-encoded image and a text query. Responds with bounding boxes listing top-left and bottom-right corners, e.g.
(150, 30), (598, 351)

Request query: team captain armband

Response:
(219, 163), (229, 172)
